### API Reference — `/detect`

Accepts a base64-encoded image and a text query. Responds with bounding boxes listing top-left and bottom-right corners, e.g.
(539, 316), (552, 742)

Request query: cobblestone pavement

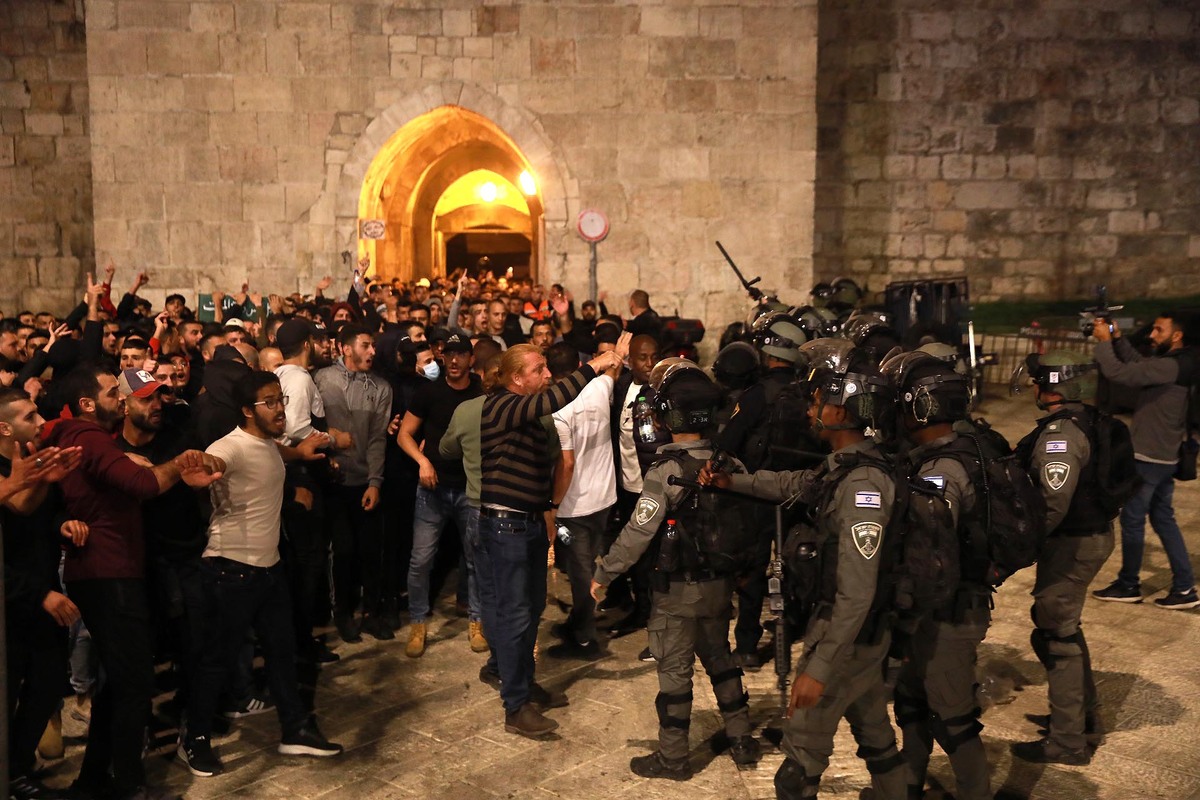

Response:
(39, 393), (1200, 800)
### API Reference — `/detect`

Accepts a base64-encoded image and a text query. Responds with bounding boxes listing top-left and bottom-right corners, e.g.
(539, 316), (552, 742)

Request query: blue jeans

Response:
(408, 486), (480, 622)
(1118, 460), (1196, 593)
(475, 512), (547, 713)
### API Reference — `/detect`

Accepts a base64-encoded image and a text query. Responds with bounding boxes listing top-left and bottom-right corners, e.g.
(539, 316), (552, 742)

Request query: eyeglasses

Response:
(254, 396), (290, 410)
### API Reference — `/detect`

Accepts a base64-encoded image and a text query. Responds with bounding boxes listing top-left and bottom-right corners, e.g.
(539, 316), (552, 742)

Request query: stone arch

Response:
(335, 84), (575, 283)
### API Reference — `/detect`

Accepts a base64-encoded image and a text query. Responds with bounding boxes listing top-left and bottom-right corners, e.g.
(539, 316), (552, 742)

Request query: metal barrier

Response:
(977, 328), (1093, 386)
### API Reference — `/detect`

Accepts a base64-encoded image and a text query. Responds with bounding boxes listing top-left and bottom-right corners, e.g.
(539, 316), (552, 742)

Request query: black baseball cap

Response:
(443, 333), (473, 354)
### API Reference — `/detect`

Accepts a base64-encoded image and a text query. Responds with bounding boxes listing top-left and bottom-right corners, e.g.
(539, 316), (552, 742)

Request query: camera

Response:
(1079, 285), (1122, 338)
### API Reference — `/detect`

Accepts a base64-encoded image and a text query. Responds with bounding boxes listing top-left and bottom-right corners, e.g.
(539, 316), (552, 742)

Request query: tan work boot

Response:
(468, 621), (488, 653)
(38, 709), (64, 759)
(405, 622), (427, 658)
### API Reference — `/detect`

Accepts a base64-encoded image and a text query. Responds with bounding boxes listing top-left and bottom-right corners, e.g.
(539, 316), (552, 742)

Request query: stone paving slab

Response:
(37, 393), (1200, 799)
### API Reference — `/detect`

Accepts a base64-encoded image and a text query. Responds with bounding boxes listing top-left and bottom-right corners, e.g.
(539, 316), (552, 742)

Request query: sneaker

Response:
(279, 720), (343, 757)
(1091, 581), (1142, 603)
(405, 622), (427, 657)
(629, 751), (693, 781)
(177, 736), (224, 777)
(1010, 738), (1090, 766)
(728, 734), (762, 768)
(546, 638), (605, 660)
(1155, 588), (1200, 610)
(334, 613), (362, 643)
(637, 646), (656, 663)
(222, 694), (275, 719)
(298, 638), (340, 664)
(10, 774), (69, 799)
(479, 663), (501, 690)
(529, 682), (569, 710)
(504, 703), (559, 738)
(37, 709), (64, 759)
(361, 614), (396, 641)
(469, 620), (489, 652)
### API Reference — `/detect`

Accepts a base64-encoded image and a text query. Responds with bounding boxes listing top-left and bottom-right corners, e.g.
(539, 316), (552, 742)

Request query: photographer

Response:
(1091, 313), (1199, 609)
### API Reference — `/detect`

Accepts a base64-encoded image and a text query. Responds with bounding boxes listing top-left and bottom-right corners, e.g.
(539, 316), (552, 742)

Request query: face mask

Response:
(421, 361), (441, 381)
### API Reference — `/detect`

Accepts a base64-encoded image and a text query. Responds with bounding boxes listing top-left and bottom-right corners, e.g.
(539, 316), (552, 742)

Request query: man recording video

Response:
(1090, 312), (1199, 609)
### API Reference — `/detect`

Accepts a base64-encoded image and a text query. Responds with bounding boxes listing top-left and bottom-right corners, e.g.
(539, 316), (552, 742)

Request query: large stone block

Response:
(146, 32), (221, 74)
(118, 1), (189, 30)
(277, 3), (331, 32)
(242, 184), (286, 222)
(85, 30), (149, 75)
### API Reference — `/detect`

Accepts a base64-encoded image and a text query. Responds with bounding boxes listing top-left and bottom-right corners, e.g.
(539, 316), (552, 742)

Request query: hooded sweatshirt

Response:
(43, 417), (160, 582)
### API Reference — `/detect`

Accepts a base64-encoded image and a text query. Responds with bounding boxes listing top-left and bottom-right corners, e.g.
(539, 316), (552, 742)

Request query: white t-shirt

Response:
(618, 381), (644, 494)
(553, 375), (617, 518)
(275, 363), (325, 445)
(205, 426), (286, 567)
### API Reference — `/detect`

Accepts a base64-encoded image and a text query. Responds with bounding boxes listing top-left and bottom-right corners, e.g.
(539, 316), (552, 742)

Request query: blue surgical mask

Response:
(421, 361), (441, 381)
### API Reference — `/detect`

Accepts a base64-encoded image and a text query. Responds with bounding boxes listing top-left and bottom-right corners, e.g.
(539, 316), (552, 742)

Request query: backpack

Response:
(654, 450), (762, 576)
(742, 379), (826, 472)
(1015, 406), (1140, 521)
(943, 432), (1047, 586)
(783, 451), (959, 628)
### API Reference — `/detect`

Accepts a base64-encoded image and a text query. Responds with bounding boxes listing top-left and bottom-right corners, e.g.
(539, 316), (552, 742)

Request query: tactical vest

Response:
(1016, 408), (1109, 535)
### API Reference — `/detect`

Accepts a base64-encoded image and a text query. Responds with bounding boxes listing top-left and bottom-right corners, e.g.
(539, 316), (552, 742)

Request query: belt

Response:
(202, 556), (272, 574)
(480, 506), (539, 521)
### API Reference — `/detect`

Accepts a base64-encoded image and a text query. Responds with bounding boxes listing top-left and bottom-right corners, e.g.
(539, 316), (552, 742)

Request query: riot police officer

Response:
(718, 311), (818, 669)
(704, 339), (906, 800)
(591, 359), (761, 780)
(882, 351), (991, 800)
(1011, 350), (1113, 765)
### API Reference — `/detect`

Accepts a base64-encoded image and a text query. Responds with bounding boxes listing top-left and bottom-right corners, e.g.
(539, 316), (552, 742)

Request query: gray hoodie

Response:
(314, 360), (392, 487)
(1094, 339), (1195, 464)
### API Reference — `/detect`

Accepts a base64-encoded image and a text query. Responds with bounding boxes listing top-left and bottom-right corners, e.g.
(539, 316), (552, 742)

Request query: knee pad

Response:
(655, 690), (693, 730)
(928, 708), (983, 755)
(775, 758), (819, 800)
(709, 666), (745, 688)
(1046, 629), (1084, 659)
(893, 686), (930, 728)
(856, 742), (906, 775)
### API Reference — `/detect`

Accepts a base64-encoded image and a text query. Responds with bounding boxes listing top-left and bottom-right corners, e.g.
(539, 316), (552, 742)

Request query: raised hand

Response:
(46, 323), (69, 348)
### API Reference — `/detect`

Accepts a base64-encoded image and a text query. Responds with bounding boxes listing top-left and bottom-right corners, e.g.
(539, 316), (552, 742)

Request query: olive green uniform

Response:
(1027, 405), (1113, 753)
(594, 441), (752, 763)
(896, 432), (991, 800)
(729, 439), (905, 800)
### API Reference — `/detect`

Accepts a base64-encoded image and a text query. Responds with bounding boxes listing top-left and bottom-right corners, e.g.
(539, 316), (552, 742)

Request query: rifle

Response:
(716, 241), (765, 302)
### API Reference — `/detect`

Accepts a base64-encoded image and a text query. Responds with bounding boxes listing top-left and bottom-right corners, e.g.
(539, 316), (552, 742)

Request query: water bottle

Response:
(556, 524), (573, 546)
(634, 394), (657, 444)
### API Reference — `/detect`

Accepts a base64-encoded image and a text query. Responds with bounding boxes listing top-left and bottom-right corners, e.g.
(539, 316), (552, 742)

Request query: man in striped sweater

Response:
(478, 336), (628, 738)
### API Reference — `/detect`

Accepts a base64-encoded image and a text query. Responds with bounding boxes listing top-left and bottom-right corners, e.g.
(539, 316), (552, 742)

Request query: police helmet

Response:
(880, 350), (971, 426)
(649, 358), (723, 434)
(712, 341), (760, 390)
(842, 310), (901, 363)
(830, 276), (865, 307)
(800, 339), (894, 433)
(751, 311), (808, 364)
(744, 299), (789, 331)
(1012, 350), (1098, 405)
(917, 342), (970, 377)
(788, 304), (841, 339)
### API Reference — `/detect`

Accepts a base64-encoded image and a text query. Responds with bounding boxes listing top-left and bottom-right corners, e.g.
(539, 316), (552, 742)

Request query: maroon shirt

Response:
(44, 418), (160, 582)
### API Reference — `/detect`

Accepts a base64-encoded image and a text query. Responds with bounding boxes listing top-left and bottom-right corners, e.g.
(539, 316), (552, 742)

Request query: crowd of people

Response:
(2, 261), (1195, 800)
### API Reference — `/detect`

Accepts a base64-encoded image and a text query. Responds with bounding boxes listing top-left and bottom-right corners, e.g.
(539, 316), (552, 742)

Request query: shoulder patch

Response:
(1045, 440), (1068, 453)
(851, 522), (882, 559)
(1045, 461), (1070, 491)
(854, 491), (882, 508)
(1047, 421), (1061, 431)
(634, 497), (661, 526)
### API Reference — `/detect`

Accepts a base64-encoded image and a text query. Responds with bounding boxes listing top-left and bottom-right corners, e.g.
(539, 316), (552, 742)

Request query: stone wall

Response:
(0, 0), (92, 315)
(81, 0), (818, 335)
(815, 0), (1200, 303)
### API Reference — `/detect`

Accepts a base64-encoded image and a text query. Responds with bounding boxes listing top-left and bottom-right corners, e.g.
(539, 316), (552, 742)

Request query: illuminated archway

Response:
(355, 106), (545, 283)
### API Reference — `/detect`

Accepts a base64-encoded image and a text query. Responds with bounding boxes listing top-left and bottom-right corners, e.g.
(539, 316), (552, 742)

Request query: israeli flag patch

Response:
(855, 491), (882, 509)
(925, 475), (945, 489)
(1046, 440), (1067, 453)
